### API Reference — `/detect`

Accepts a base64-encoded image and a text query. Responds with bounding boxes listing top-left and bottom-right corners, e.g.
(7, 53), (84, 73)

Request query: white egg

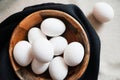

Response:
(28, 27), (47, 44)
(93, 2), (114, 23)
(32, 39), (54, 63)
(49, 36), (68, 56)
(40, 18), (66, 37)
(64, 42), (84, 66)
(31, 58), (49, 74)
(49, 57), (68, 80)
(13, 41), (33, 66)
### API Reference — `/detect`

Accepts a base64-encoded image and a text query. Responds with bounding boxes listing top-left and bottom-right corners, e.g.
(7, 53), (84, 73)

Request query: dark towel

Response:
(0, 3), (101, 80)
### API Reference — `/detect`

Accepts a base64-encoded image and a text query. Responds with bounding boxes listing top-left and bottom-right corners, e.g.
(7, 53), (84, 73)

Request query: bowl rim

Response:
(9, 9), (90, 80)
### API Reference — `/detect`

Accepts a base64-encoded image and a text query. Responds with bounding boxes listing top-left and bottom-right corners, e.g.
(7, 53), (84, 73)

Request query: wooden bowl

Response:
(9, 10), (90, 80)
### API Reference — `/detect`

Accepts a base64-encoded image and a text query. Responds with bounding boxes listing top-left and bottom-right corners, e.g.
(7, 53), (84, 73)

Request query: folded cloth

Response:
(0, 3), (101, 80)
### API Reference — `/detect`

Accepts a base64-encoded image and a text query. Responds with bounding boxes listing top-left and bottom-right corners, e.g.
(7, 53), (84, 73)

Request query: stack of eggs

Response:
(13, 18), (84, 80)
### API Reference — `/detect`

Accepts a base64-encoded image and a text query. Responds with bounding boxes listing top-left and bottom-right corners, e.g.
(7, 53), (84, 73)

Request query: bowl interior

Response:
(9, 10), (90, 80)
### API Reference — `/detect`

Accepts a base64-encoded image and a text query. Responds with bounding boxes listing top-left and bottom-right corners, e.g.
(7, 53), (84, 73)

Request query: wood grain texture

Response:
(9, 10), (90, 80)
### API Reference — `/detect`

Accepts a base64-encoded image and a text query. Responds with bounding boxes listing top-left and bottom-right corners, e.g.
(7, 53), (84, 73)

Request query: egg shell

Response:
(40, 18), (66, 37)
(49, 36), (68, 56)
(13, 41), (33, 66)
(32, 38), (54, 63)
(28, 27), (47, 44)
(64, 42), (84, 66)
(93, 2), (114, 23)
(49, 56), (68, 80)
(31, 58), (49, 74)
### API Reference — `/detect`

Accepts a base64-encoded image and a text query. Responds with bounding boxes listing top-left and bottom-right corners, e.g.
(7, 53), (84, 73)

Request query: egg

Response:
(49, 36), (68, 56)
(93, 2), (114, 23)
(31, 58), (49, 74)
(32, 39), (54, 63)
(13, 41), (33, 66)
(40, 18), (66, 37)
(64, 42), (84, 66)
(28, 27), (47, 44)
(49, 57), (68, 80)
